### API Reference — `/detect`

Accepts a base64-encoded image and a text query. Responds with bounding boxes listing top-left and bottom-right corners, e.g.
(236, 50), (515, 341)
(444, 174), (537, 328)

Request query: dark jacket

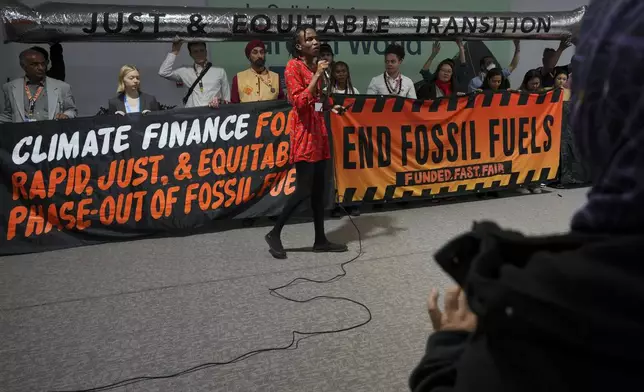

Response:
(47, 43), (65, 81)
(417, 64), (468, 100)
(108, 92), (160, 115)
(410, 221), (644, 392)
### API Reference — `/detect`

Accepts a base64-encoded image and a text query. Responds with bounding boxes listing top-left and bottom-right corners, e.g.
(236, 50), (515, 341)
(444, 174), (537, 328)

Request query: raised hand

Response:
(172, 39), (184, 54)
(432, 41), (441, 56)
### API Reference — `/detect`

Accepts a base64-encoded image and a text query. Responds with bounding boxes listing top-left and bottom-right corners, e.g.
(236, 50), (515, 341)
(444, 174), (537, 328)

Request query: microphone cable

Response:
(50, 207), (369, 392)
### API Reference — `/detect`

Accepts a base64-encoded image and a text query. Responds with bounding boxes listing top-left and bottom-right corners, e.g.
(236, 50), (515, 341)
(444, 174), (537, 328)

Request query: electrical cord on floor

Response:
(51, 207), (369, 392)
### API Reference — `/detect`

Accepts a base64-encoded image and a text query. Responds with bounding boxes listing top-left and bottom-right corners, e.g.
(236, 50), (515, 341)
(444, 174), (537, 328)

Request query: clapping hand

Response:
(427, 286), (477, 332)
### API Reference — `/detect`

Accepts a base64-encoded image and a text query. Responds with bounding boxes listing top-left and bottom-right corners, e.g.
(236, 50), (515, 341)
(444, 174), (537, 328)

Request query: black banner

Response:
(0, 101), (298, 255)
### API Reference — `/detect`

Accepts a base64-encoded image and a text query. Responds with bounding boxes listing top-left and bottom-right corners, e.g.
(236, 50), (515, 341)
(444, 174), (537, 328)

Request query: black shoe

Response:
(265, 232), (286, 259)
(331, 207), (343, 218)
(313, 241), (348, 253)
(350, 207), (361, 217)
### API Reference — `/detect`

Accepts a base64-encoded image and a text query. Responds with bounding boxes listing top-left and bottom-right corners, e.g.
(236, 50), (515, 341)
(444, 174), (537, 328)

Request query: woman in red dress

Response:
(264, 25), (348, 259)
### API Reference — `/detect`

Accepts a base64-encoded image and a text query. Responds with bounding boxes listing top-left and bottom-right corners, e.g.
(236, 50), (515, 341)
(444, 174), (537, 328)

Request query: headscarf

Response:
(245, 40), (265, 58)
(570, 0), (644, 234)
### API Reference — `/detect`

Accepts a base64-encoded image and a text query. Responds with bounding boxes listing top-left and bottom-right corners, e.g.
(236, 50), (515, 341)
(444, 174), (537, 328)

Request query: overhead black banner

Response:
(0, 101), (297, 255)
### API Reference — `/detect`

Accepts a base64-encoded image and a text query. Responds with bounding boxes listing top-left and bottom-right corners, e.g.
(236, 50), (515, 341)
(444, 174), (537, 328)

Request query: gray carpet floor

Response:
(0, 187), (589, 392)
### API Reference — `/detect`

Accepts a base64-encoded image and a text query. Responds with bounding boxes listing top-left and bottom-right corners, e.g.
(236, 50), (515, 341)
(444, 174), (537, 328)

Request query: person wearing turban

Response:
(230, 40), (285, 103)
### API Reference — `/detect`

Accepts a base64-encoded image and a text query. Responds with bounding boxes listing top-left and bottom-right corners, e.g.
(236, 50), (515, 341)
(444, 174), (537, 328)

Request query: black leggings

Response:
(271, 160), (327, 244)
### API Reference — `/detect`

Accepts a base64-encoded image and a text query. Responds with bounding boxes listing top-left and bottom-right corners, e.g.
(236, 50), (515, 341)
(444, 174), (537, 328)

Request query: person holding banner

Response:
(264, 24), (349, 259)
(158, 41), (230, 108)
(108, 65), (160, 115)
(518, 69), (544, 93)
(366, 44), (417, 98)
(548, 68), (571, 101)
(417, 58), (461, 100)
(419, 40), (467, 95)
(230, 40), (286, 104)
(330, 61), (360, 95)
(479, 68), (511, 92)
(0, 49), (77, 123)
(468, 40), (520, 93)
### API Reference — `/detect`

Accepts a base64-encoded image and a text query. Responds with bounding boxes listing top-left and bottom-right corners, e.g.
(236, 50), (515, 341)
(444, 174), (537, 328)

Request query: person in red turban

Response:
(230, 39), (285, 103)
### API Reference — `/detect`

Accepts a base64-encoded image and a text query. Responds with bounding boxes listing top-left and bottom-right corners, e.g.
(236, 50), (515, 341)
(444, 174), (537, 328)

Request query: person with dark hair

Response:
(417, 59), (458, 99)
(536, 39), (573, 88)
(318, 43), (334, 65)
(158, 40), (229, 108)
(230, 40), (285, 104)
(419, 40), (467, 95)
(547, 67), (571, 101)
(366, 43), (416, 98)
(318, 43), (335, 94)
(480, 68), (511, 92)
(409, 4), (644, 391)
(468, 40), (520, 93)
(519, 69), (543, 92)
(1, 49), (76, 123)
(29, 43), (65, 81)
(264, 24), (349, 259)
(513, 69), (545, 195)
(330, 61), (359, 95)
(473, 67), (508, 200)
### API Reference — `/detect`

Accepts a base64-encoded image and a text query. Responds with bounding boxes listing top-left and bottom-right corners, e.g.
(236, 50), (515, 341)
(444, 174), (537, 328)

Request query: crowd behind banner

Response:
(1, 36), (574, 122)
(0, 36), (587, 255)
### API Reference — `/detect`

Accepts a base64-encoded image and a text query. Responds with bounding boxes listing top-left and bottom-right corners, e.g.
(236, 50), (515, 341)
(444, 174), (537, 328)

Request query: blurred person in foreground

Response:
(409, 1), (644, 390)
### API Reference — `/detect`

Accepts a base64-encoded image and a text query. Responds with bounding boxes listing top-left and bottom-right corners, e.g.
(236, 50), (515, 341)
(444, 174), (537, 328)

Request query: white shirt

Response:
(366, 73), (416, 98)
(124, 96), (140, 113)
(332, 86), (360, 94)
(158, 52), (230, 108)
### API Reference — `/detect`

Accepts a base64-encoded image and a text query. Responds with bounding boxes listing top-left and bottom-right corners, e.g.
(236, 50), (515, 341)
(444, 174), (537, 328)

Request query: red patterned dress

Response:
(284, 58), (331, 163)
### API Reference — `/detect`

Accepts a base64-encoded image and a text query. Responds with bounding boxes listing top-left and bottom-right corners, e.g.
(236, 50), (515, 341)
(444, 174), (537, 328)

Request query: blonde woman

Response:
(108, 65), (160, 115)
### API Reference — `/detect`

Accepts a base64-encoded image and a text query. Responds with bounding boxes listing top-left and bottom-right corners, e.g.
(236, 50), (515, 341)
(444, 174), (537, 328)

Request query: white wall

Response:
(508, 0), (589, 88)
(0, 0), (207, 116)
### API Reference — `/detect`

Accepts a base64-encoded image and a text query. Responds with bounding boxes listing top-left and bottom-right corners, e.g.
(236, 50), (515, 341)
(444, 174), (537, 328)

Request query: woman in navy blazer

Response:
(108, 65), (160, 115)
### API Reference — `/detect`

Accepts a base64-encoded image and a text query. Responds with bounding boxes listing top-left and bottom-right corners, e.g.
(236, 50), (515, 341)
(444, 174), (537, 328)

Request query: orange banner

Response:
(331, 90), (563, 203)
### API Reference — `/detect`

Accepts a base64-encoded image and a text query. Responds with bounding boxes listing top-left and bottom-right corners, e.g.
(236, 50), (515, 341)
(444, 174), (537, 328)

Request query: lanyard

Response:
(384, 73), (402, 95)
(124, 96), (140, 113)
(24, 83), (44, 116)
(194, 64), (205, 93)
